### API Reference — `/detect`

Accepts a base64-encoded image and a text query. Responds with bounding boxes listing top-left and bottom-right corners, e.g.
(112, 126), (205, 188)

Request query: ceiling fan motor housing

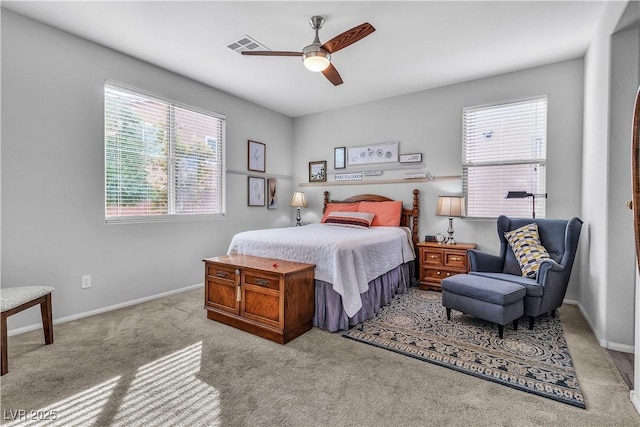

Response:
(302, 45), (331, 72)
(302, 16), (331, 72)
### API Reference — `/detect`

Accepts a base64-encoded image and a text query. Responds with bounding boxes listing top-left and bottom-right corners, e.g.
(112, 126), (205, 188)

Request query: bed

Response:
(227, 189), (420, 332)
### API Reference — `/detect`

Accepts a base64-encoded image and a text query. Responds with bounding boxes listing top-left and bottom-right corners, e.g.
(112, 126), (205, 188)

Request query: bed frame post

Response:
(323, 191), (330, 213)
(412, 188), (420, 248)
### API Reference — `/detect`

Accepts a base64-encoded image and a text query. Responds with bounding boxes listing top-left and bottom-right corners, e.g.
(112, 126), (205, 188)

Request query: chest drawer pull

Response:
(216, 271), (229, 278)
(255, 278), (270, 286)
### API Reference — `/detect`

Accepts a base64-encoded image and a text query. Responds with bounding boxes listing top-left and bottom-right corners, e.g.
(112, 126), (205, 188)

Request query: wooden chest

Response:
(203, 254), (315, 344)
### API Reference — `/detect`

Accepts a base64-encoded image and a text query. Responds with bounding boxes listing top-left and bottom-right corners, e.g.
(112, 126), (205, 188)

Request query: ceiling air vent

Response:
(227, 35), (269, 54)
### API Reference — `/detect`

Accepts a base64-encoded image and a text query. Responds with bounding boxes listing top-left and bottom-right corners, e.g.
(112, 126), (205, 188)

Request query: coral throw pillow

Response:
(358, 201), (403, 227)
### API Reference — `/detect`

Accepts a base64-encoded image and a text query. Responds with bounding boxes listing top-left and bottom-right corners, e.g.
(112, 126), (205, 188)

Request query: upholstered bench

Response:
(1, 286), (55, 375)
(441, 274), (525, 339)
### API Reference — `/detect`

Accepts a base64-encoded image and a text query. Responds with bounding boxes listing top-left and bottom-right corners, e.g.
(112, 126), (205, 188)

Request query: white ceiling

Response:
(2, 1), (607, 118)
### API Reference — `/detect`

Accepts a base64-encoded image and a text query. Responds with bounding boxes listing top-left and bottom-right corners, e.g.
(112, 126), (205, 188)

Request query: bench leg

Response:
(498, 324), (504, 339)
(513, 319), (518, 331)
(446, 308), (451, 320)
(1, 314), (7, 376)
(40, 294), (54, 345)
(529, 316), (535, 330)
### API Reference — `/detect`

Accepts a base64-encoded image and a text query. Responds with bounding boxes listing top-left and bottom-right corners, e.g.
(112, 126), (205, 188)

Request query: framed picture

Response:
(399, 153), (423, 163)
(267, 178), (278, 209)
(334, 147), (346, 169)
(248, 176), (265, 206)
(346, 141), (399, 166)
(248, 140), (266, 172)
(309, 160), (327, 182)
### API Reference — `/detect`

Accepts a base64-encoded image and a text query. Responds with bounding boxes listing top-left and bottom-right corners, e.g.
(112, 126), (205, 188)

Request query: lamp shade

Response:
(505, 191), (532, 199)
(436, 196), (466, 217)
(290, 192), (307, 208)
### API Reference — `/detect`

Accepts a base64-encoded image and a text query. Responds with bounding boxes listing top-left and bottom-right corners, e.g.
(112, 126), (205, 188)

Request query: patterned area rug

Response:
(343, 288), (585, 408)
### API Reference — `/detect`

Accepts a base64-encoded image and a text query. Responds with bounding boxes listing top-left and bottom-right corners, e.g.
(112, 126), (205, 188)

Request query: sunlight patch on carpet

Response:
(343, 288), (585, 408)
(112, 341), (221, 426)
(4, 376), (120, 426)
(4, 342), (222, 426)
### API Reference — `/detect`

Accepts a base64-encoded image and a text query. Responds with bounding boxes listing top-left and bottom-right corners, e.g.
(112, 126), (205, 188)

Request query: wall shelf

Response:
(326, 162), (427, 174)
(298, 175), (461, 187)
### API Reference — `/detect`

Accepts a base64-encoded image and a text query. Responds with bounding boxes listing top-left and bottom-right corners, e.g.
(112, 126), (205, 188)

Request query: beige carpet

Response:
(1, 287), (638, 426)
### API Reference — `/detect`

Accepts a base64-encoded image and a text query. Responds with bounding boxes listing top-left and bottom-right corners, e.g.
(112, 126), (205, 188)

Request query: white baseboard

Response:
(7, 283), (204, 337)
(564, 298), (635, 353)
(631, 390), (640, 415)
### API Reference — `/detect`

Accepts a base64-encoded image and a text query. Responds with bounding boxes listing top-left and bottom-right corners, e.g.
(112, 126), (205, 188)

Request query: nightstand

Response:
(417, 242), (477, 291)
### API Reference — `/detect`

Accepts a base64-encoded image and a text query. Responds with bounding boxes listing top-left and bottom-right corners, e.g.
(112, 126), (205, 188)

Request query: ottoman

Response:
(441, 274), (525, 338)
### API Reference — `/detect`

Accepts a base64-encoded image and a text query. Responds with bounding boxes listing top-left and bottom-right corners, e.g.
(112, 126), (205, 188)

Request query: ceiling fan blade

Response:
(321, 23), (375, 54)
(322, 63), (343, 86)
(241, 51), (302, 57)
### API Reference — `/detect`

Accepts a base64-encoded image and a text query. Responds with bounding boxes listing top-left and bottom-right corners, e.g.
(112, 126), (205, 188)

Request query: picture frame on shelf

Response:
(248, 176), (265, 206)
(248, 140), (266, 172)
(399, 153), (423, 163)
(346, 141), (399, 166)
(267, 178), (278, 209)
(309, 160), (327, 182)
(334, 147), (346, 169)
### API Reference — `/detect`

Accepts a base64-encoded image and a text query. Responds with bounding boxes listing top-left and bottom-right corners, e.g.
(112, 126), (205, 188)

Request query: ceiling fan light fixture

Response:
(302, 47), (331, 72)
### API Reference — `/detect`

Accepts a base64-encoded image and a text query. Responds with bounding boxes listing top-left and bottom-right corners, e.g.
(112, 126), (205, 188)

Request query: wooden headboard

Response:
(323, 189), (420, 248)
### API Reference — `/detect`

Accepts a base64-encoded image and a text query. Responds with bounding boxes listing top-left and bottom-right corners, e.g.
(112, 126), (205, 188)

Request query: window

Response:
(105, 82), (225, 223)
(462, 96), (547, 218)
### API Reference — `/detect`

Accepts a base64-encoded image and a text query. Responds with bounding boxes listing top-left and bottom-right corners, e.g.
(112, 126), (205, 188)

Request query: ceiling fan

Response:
(241, 16), (375, 86)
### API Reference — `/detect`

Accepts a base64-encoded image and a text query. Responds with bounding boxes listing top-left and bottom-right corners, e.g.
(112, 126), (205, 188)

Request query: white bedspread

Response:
(227, 224), (415, 317)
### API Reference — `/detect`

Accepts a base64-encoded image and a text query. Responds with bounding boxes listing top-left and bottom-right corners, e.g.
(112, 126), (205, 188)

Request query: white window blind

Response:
(105, 82), (225, 223)
(462, 96), (547, 218)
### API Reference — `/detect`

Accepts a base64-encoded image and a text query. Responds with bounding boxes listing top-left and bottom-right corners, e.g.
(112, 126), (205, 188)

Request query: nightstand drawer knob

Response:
(437, 271), (441, 275)
(446, 272), (451, 277)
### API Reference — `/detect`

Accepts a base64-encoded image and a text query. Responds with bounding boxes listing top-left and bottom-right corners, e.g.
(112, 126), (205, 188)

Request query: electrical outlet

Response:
(82, 275), (91, 289)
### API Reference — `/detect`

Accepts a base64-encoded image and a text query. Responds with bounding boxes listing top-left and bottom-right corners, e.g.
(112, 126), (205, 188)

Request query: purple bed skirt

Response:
(312, 262), (414, 332)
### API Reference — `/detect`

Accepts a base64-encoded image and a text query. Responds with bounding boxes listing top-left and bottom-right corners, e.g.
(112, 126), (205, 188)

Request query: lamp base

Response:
(295, 208), (302, 226)
(446, 217), (456, 244)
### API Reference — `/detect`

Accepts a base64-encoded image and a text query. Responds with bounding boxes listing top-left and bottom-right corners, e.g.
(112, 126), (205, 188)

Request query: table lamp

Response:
(290, 192), (307, 226)
(436, 196), (466, 244)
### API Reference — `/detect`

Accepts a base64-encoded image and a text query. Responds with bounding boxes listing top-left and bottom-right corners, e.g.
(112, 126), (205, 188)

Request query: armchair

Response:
(468, 215), (583, 329)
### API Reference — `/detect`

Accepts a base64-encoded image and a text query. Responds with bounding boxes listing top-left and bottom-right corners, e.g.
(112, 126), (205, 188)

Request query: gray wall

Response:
(608, 24), (640, 348)
(581, 0), (636, 351)
(1, 10), (294, 330)
(293, 58), (585, 297)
